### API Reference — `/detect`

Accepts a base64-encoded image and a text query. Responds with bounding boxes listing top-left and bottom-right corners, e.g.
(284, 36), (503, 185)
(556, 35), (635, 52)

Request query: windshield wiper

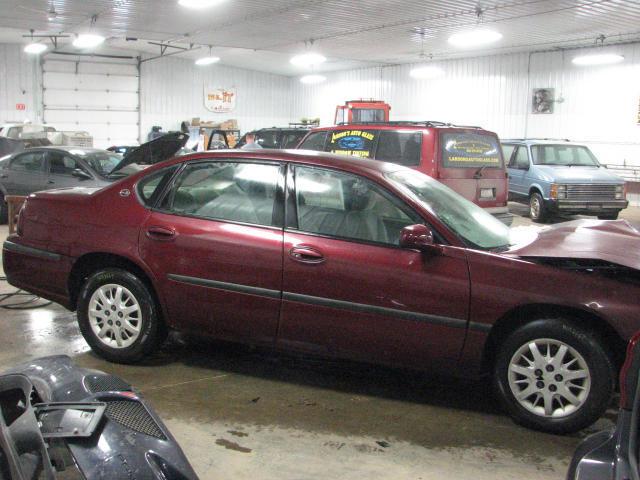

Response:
(473, 166), (486, 179)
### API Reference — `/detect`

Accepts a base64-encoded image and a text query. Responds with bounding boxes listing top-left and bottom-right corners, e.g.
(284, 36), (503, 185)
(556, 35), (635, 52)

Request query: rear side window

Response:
(159, 162), (281, 227)
(9, 152), (45, 172)
(137, 166), (178, 206)
(327, 129), (378, 158)
(256, 131), (279, 149)
(375, 131), (422, 166)
(298, 132), (327, 151)
(440, 133), (503, 169)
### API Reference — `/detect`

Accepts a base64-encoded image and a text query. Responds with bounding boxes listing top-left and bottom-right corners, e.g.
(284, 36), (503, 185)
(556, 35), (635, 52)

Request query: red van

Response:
(297, 121), (511, 223)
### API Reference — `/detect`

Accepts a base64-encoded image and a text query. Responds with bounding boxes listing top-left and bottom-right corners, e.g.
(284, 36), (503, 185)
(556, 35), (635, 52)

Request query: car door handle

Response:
(146, 226), (176, 241)
(47, 180), (55, 184)
(289, 246), (324, 264)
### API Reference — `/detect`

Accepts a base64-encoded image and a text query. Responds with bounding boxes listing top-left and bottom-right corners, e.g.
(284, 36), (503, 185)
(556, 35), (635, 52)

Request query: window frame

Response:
(150, 158), (286, 230)
(285, 163), (437, 250)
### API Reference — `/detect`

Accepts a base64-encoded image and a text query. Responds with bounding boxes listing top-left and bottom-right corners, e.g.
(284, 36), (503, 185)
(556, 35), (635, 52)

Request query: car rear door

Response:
(1, 151), (48, 195)
(436, 130), (507, 208)
(138, 159), (285, 344)
(278, 164), (470, 371)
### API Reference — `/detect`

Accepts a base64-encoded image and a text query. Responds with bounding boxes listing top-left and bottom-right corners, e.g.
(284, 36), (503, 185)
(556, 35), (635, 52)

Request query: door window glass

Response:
(294, 166), (417, 246)
(161, 162), (280, 227)
(351, 108), (385, 122)
(282, 131), (307, 149)
(48, 152), (79, 176)
(502, 145), (516, 166)
(9, 152), (45, 172)
(375, 131), (422, 166)
(298, 132), (327, 151)
(514, 147), (530, 169)
(137, 166), (179, 206)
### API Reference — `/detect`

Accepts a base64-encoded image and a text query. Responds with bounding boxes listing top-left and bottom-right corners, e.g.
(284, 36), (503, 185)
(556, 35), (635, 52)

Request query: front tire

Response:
(493, 319), (614, 434)
(77, 268), (164, 364)
(529, 192), (549, 223)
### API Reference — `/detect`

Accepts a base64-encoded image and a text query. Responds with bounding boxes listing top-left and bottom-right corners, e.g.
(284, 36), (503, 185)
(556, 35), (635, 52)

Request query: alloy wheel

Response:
(88, 283), (142, 349)
(507, 338), (591, 418)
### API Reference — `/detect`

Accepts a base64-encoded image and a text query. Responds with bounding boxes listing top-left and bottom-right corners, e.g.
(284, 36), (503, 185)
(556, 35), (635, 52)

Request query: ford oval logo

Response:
(337, 136), (365, 150)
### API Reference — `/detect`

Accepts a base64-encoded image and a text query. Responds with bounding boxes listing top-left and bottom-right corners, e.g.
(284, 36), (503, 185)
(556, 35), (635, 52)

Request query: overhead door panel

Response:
(43, 57), (139, 148)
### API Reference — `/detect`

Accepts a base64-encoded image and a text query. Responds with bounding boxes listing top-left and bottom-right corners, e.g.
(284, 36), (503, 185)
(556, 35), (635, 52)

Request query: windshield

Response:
(82, 151), (123, 176)
(531, 145), (600, 166)
(387, 169), (511, 250)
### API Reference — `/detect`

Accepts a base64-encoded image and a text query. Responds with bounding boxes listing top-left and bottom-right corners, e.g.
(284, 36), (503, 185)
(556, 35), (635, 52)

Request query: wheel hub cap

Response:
(88, 284), (142, 349)
(508, 338), (591, 418)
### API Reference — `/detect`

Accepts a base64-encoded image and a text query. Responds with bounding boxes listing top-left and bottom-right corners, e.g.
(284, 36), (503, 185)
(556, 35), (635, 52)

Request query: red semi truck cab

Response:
(297, 121), (512, 224)
(334, 100), (391, 124)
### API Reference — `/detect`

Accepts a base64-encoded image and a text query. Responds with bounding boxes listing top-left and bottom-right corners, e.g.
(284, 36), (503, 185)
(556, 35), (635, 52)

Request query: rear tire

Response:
(529, 192), (549, 223)
(77, 268), (164, 364)
(597, 212), (619, 220)
(493, 319), (614, 434)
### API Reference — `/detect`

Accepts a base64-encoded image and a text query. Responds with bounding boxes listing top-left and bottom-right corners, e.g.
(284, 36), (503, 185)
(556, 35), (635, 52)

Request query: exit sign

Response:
(15, 103), (26, 110)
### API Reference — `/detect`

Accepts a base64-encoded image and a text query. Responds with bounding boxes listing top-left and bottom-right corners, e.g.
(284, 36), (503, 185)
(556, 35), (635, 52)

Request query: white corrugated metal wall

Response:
(139, 55), (292, 140)
(0, 44), (41, 126)
(291, 44), (640, 168)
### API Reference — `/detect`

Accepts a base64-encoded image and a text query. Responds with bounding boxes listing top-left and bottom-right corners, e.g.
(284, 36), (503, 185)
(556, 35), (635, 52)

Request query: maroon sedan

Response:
(4, 150), (640, 434)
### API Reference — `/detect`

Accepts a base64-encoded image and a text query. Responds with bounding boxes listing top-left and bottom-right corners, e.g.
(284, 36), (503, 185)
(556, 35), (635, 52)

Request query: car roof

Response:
(309, 121), (494, 134)
(156, 148), (404, 179)
(501, 138), (583, 146)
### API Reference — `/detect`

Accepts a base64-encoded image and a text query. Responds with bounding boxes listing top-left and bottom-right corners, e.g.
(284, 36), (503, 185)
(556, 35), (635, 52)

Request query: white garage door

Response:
(43, 56), (139, 149)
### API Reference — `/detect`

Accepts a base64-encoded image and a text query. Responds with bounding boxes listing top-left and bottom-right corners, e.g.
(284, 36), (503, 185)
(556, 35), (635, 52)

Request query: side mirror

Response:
(399, 224), (441, 254)
(72, 168), (92, 180)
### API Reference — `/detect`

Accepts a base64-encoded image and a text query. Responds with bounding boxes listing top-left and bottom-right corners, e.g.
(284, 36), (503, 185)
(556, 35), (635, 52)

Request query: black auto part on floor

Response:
(0, 355), (199, 480)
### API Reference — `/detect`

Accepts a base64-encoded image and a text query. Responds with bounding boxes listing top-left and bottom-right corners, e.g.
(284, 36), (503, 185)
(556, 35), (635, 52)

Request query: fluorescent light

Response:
(178, 0), (224, 8)
(300, 74), (326, 84)
(572, 53), (624, 66)
(24, 43), (47, 54)
(290, 53), (326, 67)
(409, 65), (444, 79)
(72, 34), (105, 49)
(448, 28), (502, 48)
(195, 56), (220, 66)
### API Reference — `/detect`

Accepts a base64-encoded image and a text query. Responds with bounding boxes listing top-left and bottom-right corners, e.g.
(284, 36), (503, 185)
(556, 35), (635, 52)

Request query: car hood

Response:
(533, 165), (624, 183)
(110, 131), (189, 174)
(1, 355), (199, 480)
(506, 219), (640, 270)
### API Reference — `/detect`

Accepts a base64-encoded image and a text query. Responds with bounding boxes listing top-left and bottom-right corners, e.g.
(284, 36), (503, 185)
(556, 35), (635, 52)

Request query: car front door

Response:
(138, 160), (285, 344)
(45, 151), (95, 189)
(278, 165), (470, 371)
(508, 146), (531, 197)
(1, 151), (48, 195)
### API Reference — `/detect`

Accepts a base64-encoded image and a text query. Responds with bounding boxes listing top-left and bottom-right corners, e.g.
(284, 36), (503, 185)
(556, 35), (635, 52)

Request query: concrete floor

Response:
(1, 205), (639, 480)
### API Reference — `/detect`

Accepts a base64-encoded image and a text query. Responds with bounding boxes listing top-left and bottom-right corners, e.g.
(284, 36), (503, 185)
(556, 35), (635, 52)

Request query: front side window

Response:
(440, 132), (503, 169)
(256, 131), (279, 149)
(531, 145), (599, 166)
(387, 168), (511, 250)
(514, 147), (530, 169)
(502, 144), (516, 166)
(294, 166), (417, 246)
(282, 131), (307, 149)
(298, 132), (327, 151)
(10, 152), (45, 172)
(327, 129), (378, 158)
(375, 130), (422, 166)
(48, 152), (79, 176)
(160, 161), (280, 227)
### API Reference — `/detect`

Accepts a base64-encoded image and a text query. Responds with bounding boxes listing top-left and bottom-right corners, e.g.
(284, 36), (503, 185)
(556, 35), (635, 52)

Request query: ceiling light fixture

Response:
(290, 52), (326, 67)
(300, 74), (326, 84)
(572, 53), (624, 66)
(72, 33), (105, 49)
(195, 46), (220, 65)
(24, 42), (48, 54)
(178, 0), (224, 9)
(448, 28), (502, 48)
